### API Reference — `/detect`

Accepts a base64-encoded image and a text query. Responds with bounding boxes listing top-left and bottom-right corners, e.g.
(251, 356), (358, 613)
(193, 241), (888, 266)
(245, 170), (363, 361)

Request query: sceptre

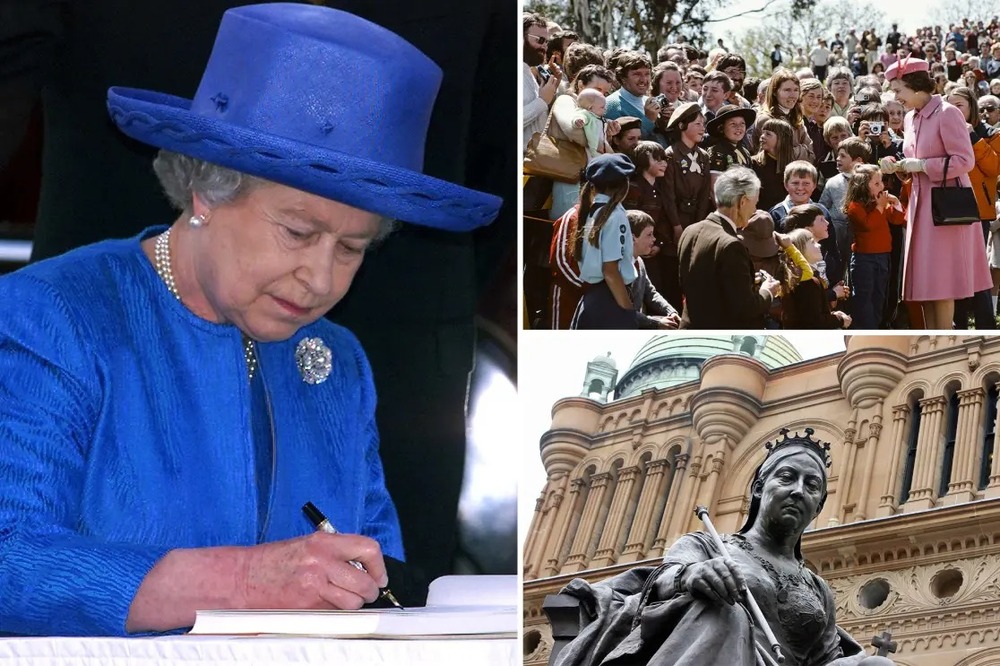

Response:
(694, 505), (785, 664)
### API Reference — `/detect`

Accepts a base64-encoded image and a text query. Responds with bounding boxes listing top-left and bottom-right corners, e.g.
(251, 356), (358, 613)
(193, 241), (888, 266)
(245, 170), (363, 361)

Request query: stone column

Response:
(694, 444), (726, 518)
(854, 405), (884, 521)
(878, 404), (910, 517)
(654, 453), (701, 556)
(828, 410), (857, 527)
(592, 466), (641, 567)
(525, 475), (568, 578)
(523, 488), (545, 557)
(543, 477), (586, 576)
(562, 472), (612, 573)
(987, 384), (1000, 498)
(522, 490), (546, 578)
(945, 388), (984, 504)
(906, 396), (947, 510)
(620, 459), (669, 562)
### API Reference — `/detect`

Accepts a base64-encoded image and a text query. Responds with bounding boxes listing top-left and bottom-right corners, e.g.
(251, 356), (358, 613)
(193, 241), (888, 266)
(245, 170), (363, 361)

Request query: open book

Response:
(189, 575), (517, 637)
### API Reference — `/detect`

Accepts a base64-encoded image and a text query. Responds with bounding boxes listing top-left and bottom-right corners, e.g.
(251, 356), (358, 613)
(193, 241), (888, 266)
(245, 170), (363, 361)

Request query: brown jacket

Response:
(662, 139), (713, 232)
(678, 212), (773, 329)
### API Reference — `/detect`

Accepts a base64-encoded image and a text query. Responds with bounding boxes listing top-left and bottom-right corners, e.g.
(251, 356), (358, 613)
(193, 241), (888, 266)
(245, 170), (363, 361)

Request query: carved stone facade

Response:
(523, 335), (1000, 665)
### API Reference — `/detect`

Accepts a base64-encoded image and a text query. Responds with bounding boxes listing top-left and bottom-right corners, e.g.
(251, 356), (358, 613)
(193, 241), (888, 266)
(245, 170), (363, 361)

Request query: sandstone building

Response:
(523, 335), (1000, 666)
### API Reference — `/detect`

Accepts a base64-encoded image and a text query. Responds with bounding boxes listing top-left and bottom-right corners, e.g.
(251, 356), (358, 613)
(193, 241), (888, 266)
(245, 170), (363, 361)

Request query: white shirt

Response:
(810, 47), (831, 67)
(523, 62), (548, 153)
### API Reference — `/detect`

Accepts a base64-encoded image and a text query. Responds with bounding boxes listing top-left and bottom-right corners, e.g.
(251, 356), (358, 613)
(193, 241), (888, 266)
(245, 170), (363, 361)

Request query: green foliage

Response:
(523, 0), (573, 29)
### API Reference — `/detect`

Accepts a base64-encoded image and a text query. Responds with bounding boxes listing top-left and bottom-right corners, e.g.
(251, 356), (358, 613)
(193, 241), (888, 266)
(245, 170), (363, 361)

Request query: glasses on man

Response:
(982, 107), (998, 113)
(526, 33), (547, 47)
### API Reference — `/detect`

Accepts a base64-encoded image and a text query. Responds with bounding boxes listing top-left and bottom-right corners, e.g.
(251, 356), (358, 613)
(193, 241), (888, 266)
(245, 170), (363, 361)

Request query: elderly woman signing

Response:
(0, 4), (500, 637)
(553, 429), (894, 666)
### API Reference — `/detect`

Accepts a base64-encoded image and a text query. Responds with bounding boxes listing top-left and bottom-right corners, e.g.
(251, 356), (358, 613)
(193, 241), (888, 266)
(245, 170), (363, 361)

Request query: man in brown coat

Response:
(678, 167), (781, 328)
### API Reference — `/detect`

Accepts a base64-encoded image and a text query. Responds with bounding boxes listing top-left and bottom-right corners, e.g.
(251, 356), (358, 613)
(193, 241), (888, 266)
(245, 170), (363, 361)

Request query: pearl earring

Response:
(189, 214), (206, 228)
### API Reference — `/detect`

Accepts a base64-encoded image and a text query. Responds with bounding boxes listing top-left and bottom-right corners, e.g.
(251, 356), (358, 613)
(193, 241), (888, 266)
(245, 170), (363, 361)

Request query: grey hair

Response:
(714, 166), (760, 208)
(152, 150), (397, 244)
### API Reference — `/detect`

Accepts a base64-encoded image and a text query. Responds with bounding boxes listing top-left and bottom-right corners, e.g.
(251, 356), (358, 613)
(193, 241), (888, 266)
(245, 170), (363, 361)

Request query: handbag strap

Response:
(942, 155), (950, 188)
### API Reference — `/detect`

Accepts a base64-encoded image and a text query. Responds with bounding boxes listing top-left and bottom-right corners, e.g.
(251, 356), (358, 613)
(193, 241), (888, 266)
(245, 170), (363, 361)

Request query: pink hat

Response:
(884, 57), (929, 82)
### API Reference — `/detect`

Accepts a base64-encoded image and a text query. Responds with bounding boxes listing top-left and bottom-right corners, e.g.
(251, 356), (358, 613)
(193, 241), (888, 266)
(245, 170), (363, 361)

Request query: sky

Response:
(517, 332), (849, 543)
(706, 0), (941, 45)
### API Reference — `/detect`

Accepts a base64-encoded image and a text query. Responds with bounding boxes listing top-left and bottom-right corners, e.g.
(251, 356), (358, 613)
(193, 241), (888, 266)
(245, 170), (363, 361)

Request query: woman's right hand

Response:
(679, 556), (748, 606)
(238, 532), (388, 610)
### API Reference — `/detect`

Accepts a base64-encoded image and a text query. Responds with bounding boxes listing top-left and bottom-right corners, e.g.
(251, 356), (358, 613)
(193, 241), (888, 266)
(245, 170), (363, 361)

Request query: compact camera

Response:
(537, 65), (551, 85)
(653, 94), (669, 107)
(868, 121), (884, 135)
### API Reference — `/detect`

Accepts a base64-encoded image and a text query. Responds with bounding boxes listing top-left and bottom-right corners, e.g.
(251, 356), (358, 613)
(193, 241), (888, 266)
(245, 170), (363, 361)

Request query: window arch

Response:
(939, 390), (960, 498)
(899, 394), (923, 504)
(981, 383), (998, 490)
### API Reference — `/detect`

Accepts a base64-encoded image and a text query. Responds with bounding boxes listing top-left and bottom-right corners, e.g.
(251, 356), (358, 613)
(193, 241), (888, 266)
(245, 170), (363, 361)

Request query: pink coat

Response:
(901, 95), (992, 302)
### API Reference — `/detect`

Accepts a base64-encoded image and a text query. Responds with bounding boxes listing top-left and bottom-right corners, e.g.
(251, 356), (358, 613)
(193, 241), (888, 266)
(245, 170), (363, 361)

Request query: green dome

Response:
(614, 335), (802, 399)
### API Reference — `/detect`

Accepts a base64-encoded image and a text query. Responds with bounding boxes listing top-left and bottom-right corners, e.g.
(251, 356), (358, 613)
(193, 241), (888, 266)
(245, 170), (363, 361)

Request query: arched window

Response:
(899, 398), (922, 504)
(981, 384), (998, 490)
(939, 391), (960, 498)
(587, 378), (605, 399)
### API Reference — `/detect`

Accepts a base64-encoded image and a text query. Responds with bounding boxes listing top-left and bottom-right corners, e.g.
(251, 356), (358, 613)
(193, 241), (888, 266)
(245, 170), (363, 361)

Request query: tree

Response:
(523, 0), (573, 30)
(726, 0), (888, 79)
(525, 0), (816, 59)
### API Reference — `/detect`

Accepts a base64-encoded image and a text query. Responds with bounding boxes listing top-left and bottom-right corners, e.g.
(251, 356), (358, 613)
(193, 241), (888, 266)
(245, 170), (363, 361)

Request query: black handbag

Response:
(931, 155), (980, 226)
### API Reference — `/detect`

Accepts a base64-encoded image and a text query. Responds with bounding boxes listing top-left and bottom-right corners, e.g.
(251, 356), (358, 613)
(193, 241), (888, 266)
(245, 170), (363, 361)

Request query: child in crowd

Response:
(782, 228), (853, 328)
(573, 154), (638, 329)
(751, 117), (794, 209)
(706, 104), (757, 190)
(573, 88), (609, 160)
(623, 140), (678, 306)
(662, 102), (713, 234)
(820, 136), (872, 265)
(769, 161), (843, 293)
(818, 116), (853, 180)
(625, 210), (681, 329)
(844, 164), (905, 329)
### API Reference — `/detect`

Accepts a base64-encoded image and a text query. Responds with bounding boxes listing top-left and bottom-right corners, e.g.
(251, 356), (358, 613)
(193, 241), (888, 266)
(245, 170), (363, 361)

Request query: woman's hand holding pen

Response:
(238, 532), (389, 610)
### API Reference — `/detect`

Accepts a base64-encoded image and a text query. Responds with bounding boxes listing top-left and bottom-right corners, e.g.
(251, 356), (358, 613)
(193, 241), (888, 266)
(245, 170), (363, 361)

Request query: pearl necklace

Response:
(153, 229), (257, 381)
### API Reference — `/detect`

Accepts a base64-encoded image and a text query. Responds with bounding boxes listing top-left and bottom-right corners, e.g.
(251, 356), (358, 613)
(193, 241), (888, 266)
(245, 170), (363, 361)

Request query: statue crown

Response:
(764, 427), (832, 468)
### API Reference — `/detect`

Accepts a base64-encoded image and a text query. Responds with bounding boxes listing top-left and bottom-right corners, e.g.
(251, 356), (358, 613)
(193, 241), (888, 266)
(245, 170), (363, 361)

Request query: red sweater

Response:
(846, 200), (906, 254)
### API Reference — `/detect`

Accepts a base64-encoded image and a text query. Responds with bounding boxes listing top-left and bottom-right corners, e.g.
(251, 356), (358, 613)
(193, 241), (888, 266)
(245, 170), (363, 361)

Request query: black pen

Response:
(302, 501), (405, 610)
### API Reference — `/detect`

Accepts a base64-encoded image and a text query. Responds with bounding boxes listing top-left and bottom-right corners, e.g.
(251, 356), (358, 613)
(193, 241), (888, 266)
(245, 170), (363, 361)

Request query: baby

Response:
(573, 88), (607, 159)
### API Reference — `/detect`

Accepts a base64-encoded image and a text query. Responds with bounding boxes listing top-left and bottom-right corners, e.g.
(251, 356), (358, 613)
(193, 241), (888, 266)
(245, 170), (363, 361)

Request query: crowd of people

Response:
(523, 13), (1000, 330)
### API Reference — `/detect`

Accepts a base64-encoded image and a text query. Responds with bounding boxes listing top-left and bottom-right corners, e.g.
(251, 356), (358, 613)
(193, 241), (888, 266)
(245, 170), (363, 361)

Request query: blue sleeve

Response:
(0, 274), (170, 636)
(344, 333), (405, 562)
(598, 211), (628, 264)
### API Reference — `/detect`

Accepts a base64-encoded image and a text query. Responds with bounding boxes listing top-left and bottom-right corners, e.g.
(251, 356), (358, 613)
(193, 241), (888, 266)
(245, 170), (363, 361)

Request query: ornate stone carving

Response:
(825, 555), (1000, 622)
(869, 422), (883, 439)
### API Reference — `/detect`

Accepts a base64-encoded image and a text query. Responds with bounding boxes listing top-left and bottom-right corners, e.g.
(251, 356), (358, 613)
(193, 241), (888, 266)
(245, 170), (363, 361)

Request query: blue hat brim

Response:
(107, 87), (502, 232)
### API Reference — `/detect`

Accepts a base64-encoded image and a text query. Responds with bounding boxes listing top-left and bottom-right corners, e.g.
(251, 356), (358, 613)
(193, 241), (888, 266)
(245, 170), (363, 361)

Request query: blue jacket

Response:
(0, 229), (403, 636)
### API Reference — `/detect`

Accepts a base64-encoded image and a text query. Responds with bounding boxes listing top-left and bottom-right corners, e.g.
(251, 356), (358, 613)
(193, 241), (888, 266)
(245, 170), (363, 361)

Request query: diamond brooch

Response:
(295, 337), (332, 384)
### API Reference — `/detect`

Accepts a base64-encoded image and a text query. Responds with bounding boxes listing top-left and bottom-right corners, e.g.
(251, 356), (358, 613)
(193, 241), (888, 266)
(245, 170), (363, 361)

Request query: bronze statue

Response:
(553, 429), (896, 666)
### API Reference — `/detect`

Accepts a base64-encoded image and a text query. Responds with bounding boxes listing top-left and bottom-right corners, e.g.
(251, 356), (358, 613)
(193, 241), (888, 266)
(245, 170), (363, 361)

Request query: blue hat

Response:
(583, 154), (635, 187)
(106, 3), (501, 232)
